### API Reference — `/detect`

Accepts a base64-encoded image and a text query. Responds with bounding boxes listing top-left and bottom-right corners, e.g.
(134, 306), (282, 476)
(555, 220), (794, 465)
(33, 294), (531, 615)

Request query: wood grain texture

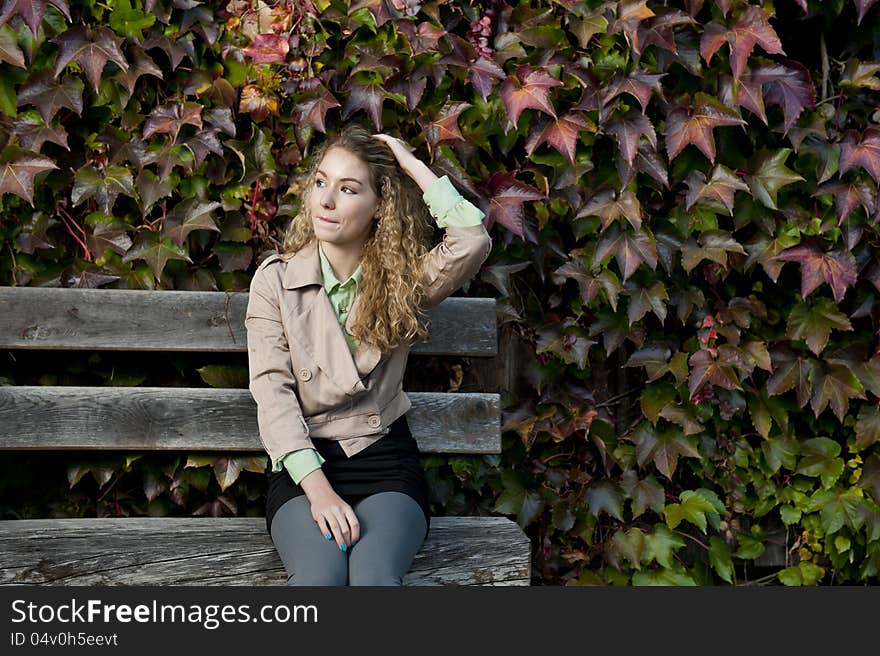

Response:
(0, 288), (496, 355)
(0, 516), (531, 586)
(0, 387), (500, 454)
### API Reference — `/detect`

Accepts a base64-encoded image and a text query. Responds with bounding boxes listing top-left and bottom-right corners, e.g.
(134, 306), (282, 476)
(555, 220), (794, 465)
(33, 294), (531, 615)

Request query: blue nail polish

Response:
(340, 544), (347, 553)
(325, 533), (332, 540)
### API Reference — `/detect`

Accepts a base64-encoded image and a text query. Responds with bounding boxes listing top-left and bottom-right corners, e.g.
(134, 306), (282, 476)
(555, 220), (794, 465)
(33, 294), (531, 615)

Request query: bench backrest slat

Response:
(0, 387), (500, 453)
(0, 288), (497, 355)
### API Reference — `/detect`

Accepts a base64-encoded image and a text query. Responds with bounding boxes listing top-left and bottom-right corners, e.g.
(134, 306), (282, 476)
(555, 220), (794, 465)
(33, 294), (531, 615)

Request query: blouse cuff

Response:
(275, 448), (325, 485)
(422, 175), (485, 228)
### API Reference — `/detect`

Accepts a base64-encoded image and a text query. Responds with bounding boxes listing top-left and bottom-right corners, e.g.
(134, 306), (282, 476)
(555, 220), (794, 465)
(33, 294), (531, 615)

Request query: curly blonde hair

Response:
(281, 124), (434, 352)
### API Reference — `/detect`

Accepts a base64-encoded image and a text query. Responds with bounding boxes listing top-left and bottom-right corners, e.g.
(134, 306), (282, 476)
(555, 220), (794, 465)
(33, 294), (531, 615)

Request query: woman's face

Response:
(310, 146), (381, 253)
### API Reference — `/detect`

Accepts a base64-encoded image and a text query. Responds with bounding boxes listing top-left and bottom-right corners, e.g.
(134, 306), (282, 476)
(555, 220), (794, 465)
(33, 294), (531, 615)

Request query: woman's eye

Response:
(342, 186), (356, 194)
(315, 179), (325, 187)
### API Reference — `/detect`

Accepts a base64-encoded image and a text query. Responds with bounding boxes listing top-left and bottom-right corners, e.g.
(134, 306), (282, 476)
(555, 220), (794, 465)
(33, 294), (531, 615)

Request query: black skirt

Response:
(265, 413), (431, 539)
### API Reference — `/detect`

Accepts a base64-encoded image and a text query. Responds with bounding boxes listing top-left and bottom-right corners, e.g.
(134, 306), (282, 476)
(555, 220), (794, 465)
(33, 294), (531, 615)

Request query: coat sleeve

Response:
(245, 265), (315, 467)
(420, 177), (493, 309)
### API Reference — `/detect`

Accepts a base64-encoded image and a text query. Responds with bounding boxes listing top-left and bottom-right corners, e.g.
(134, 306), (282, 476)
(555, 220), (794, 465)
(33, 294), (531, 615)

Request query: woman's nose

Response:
(320, 188), (335, 208)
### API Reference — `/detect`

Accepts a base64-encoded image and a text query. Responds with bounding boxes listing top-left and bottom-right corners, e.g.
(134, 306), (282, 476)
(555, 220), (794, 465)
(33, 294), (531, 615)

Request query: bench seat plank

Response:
(0, 288), (497, 355)
(0, 388), (500, 454)
(0, 517), (531, 586)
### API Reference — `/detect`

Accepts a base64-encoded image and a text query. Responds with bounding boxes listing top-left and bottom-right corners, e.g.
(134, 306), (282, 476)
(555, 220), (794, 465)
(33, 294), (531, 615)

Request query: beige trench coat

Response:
(245, 223), (492, 466)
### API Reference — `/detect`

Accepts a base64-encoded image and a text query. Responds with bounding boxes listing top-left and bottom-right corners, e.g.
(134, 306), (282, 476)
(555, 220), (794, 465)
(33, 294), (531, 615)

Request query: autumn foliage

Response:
(2, 0), (880, 585)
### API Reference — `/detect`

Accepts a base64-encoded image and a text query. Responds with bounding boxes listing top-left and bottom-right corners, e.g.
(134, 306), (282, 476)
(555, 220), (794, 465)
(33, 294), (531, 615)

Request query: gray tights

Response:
(270, 491), (427, 586)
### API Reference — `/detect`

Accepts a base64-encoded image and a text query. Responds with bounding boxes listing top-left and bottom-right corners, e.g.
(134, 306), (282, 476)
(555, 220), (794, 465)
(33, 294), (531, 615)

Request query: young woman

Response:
(245, 124), (492, 585)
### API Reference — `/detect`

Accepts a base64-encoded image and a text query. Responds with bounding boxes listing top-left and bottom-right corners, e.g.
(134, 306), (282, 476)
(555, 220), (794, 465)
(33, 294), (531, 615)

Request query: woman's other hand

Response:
(300, 468), (360, 550)
(372, 133), (438, 192)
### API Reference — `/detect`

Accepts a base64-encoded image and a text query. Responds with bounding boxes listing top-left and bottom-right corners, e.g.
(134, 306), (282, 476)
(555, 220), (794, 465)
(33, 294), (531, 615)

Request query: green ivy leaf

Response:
(642, 524), (687, 568)
(629, 422), (701, 479)
(631, 567), (697, 586)
(640, 381), (677, 425)
(806, 488), (865, 534)
(226, 126), (277, 186)
(708, 536), (734, 583)
(778, 561), (825, 586)
(108, 0), (156, 40)
(796, 437), (844, 488)
(745, 148), (805, 210)
(785, 298), (853, 356)
(733, 534), (766, 559)
(196, 365), (248, 388)
(809, 362), (865, 422)
(162, 198), (222, 246)
(855, 404), (880, 450)
(71, 164), (136, 214)
(780, 505), (802, 526)
(584, 481), (623, 520)
(610, 527), (644, 570)
(664, 489), (722, 533)
(121, 232), (190, 281)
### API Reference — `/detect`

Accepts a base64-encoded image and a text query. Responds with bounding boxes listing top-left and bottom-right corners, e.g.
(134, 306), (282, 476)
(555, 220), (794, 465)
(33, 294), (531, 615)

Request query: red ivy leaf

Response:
(854, 0), (879, 25)
(143, 101), (204, 143)
(487, 172), (544, 238)
(499, 65), (563, 130)
(12, 115), (70, 153)
(17, 71), (84, 125)
(664, 92), (746, 163)
(684, 164), (749, 215)
(294, 84), (341, 134)
(0, 0), (70, 37)
(814, 180), (876, 227)
(525, 113), (595, 166)
(243, 33), (289, 64)
(387, 70), (428, 111)
(348, 0), (398, 27)
(396, 20), (446, 56)
(767, 346), (814, 409)
(607, 0), (656, 57)
(51, 26), (129, 94)
(748, 60), (816, 136)
(637, 9), (697, 57)
(604, 109), (657, 167)
(113, 45), (163, 97)
(688, 348), (743, 401)
(700, 5), (785, 79)
(468, 56), (505, 101)
(774, 240), (858, 304)
(593, 223), (658, 282)
(421, 101), (471, 156)
(720, 73), (766, 124)
(602, 69), (666, 112)
(0, 145), (58, 206)
(0, 24), (24, 67)
(341, 80), (387, 132)
(839, 126), (880, 185)
(576, 189), (642, 232)
(238, 85), (278, 122)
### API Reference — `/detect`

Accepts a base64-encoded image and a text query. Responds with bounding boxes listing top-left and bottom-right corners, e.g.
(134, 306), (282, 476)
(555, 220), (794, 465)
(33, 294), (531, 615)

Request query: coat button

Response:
(298, 368), (312, 382)
(367, 415), (381, 429)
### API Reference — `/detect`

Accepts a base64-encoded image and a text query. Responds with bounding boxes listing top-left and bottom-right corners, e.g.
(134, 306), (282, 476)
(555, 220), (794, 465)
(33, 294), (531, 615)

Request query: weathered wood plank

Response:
(0, 516), (531, 586)
(0, 288), (496, 355)
(0, 387), (500, 454)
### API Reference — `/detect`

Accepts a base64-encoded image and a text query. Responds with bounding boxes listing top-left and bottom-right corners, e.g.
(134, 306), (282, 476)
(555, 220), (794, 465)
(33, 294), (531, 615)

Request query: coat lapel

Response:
(281, 242), (382, 393)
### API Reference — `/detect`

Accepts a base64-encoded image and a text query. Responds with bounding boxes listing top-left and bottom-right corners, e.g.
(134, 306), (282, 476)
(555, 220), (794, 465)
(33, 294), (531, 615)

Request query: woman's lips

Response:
(318, 216), (338, 224)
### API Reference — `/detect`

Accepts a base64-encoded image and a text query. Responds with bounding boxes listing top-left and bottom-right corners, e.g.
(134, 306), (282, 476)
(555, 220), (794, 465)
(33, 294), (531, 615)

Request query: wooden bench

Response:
(0, 286), (531, 585)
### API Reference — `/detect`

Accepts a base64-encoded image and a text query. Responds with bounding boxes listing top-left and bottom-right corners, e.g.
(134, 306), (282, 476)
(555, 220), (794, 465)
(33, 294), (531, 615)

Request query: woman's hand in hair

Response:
(300, 468), (360, 550)
(372, 133), (438, 192)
